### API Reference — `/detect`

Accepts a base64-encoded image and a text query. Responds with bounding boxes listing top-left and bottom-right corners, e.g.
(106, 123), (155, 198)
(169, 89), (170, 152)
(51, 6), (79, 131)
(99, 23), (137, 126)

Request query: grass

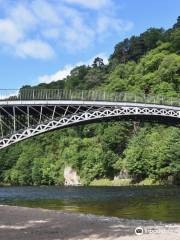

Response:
(90, 178), (161, 186)
(90, 178), (132, 186)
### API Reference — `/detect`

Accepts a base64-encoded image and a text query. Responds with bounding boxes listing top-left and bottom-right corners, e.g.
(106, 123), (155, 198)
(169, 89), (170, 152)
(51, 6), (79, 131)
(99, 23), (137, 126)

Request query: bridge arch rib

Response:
(0, 101), (180, 150)
(0, 89), (179, 149)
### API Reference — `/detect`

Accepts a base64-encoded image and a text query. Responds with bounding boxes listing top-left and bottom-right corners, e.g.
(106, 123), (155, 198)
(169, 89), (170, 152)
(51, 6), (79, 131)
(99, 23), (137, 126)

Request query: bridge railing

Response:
(0, 89), (179, 106)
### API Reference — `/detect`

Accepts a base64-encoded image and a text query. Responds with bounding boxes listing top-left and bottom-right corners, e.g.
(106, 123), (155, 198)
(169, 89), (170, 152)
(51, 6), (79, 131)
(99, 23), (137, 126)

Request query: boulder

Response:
(64, 166), (81, 186)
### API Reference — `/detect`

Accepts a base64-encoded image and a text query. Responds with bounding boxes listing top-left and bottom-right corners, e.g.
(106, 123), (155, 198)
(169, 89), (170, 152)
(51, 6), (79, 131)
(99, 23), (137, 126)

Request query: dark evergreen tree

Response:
(173, 16), (180, 29)
(92, 57), (105, 68)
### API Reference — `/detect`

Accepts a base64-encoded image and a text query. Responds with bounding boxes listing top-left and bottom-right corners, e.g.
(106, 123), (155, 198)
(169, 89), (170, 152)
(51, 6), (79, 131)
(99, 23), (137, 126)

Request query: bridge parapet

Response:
(0, 89), (179, 106)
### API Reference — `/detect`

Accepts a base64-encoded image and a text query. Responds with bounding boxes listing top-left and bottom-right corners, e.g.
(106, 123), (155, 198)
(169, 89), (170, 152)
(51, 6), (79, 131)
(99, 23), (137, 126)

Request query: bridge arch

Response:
(0, 89), (179, 149)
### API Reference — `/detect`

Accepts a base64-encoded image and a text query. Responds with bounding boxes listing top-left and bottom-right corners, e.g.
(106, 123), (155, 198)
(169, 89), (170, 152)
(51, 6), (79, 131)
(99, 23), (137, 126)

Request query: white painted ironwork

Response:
(0, 89), (179, 149)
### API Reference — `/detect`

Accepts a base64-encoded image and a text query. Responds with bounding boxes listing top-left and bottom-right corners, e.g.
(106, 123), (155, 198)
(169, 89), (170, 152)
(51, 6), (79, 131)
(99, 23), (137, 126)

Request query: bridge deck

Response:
(1, 100), (180, 110)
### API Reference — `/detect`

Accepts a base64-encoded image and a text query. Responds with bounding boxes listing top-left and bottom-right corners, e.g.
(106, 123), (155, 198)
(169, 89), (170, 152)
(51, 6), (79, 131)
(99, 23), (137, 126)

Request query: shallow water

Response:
(0, 185), (180, 222)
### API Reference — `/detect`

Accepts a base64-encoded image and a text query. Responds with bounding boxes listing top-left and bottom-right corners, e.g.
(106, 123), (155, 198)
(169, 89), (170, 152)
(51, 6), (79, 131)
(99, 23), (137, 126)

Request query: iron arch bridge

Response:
(0, 89), (179, 149)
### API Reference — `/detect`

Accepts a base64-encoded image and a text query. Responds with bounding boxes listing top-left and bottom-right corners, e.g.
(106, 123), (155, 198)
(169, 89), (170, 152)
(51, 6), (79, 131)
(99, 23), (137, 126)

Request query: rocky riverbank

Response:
(0, 205), (180, 240)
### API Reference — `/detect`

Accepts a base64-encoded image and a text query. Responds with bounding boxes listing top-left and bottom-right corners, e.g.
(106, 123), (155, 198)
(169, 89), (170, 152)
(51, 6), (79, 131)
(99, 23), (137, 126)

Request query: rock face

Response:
(64, 166), (81, 186)
(114, 169), (130, 180)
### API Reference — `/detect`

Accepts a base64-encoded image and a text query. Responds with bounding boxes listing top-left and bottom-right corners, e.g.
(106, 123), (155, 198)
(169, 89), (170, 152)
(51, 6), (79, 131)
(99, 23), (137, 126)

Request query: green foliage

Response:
(109, 28), (165, 65)
(124, 127), (180, 183)
(171, 28), (180, 54)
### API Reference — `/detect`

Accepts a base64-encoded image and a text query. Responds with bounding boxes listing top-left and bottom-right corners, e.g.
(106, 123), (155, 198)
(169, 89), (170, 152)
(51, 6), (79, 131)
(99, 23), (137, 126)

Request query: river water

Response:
(0, 185), (180, 222)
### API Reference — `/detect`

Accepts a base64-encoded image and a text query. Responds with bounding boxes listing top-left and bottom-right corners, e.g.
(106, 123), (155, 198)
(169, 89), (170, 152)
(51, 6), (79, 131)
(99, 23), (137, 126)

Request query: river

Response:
(0, 185), (180, 222)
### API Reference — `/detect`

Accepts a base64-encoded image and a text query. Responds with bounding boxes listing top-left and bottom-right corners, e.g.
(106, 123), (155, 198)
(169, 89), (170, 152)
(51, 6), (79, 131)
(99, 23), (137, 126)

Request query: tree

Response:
(171, 28), (180, 54)
(124, 128), (149, 182)
(173, 16), (180, 29)
(92, 57), (105, 68)
(109, 28), (164, 65)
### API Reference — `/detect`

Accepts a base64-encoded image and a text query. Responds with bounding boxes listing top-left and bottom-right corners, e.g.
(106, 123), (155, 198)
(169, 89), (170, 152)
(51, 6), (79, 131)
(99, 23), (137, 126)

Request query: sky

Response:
(0, 0), (179, 89)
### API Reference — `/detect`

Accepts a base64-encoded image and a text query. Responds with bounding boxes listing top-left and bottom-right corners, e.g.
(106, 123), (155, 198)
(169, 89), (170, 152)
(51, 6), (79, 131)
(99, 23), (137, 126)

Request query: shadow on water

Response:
(0, 185), (180, 222)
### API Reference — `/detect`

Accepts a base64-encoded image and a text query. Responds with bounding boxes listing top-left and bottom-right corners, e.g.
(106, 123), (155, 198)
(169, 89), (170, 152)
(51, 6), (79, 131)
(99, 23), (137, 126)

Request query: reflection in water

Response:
(0, 186), (180, 222)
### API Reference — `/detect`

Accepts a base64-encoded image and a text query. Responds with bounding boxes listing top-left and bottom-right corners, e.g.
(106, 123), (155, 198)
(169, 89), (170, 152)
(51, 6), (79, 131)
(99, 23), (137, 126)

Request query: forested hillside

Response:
(0, 17), (180, 186)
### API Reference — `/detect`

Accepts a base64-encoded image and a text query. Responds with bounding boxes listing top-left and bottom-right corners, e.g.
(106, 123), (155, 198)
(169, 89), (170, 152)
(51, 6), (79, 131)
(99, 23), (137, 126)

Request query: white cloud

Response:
(97, 15), (134, 34)
(31, 0), (61, 25)
(38, 53), (108, 83)
(0, 19), (23, 45)
(38, 65), (73, 83)
(55, 5), (96, 51)
(0, 0), (133, 59)
(9, 4), (37, 32)
(63, 0), (112, 10)
(16, 40), (55, 59)
(63, 23), (95, 51)
(42, 28), (60, 39)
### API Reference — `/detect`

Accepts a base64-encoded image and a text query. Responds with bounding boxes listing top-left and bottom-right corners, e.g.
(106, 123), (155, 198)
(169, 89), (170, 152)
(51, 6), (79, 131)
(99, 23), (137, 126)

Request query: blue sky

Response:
(0, 0), (179, 89)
